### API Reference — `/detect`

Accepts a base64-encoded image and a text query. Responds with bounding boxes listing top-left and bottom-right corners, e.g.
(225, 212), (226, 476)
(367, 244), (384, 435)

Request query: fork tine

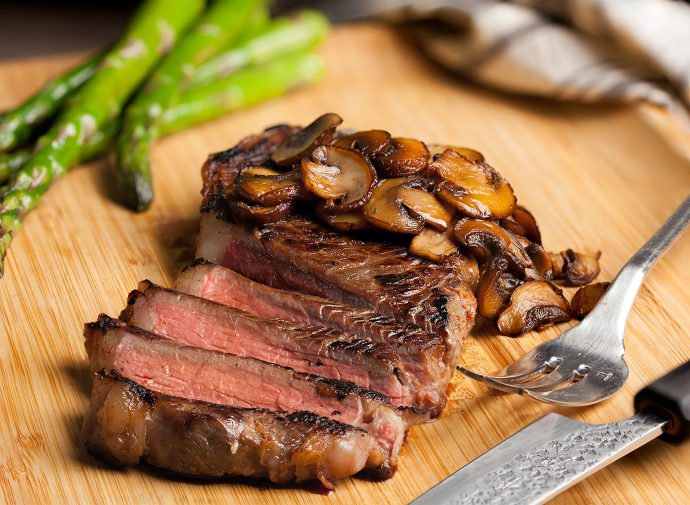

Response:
(494, 370), (575, 392)
(457, 367), (531, 394)
(524, 365), (628, 406)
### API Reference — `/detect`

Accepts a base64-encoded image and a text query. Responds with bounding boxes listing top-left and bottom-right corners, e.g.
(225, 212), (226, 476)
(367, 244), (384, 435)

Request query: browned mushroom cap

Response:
(477, 256), (522, 318)
(228, 199), (294, 224)
(549, 252), (565, 278)
(497, 281), (571, 336)
(316, 210), (373, 232)
(362, 177), (428, 234)
(301, 145), (377, 213)
(409, 226), (459, 262)
(512, 205), (542, 245)
(431, 149), (516, 220)
(236, 169), (304, 206)
(524, 241), (553, 280)
(571, 282), (610, 319)
(397, 185), (454, 231)
(561, 249), (601, 286)
(374, 137), (429, 178)
(499, 215), (526, 237)
(454, 219), (511, 263)
(332, 130), (392, 158)
(271, 113), (343, 166)
(427, 144), (484, 162)
(504, 233), (542, 280)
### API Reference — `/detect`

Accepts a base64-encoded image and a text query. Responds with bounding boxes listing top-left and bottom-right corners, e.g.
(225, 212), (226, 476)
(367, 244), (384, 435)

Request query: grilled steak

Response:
(85, 315), (420, 477)
(175, 260), (451, 415)
(82, 369), (387, 488)
(198, 125), (477, 365)
(120, 280), (425, 410)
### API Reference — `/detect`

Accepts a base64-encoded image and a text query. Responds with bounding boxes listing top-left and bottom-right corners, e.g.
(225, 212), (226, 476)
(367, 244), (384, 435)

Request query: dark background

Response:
(0, 1), (137, 59)
(0, 1), (310, 59)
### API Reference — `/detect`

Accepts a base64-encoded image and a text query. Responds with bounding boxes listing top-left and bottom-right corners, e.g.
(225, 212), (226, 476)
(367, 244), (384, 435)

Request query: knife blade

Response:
(412, 359), (690, 505)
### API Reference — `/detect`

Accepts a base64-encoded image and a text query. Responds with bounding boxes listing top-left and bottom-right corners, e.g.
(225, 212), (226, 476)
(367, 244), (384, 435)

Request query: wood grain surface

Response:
(1, 24), (689, 505)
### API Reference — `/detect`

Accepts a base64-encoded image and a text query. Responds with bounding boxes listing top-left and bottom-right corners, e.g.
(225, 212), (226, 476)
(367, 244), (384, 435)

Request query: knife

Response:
(412, 360), (690, 505)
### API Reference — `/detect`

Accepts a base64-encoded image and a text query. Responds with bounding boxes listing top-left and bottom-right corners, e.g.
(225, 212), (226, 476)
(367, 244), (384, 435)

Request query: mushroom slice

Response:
(497, 281), (571, 336)
(228, 199), (294, 224)
(432, 149), (516, 220)
(242, 167), (281, 176)
(499, 215), (526, 237)
(477, 256), (521, 318)
(236, 169), (304, 206)
(271, 113), (343, 166)
(549, 251), (565, 278)
(561, 249), (601, 286)
(524, 241), (553, 280)
(332, 130), (392, 158)
(409, 226), (458, 262)
(374, 137), (429, 177)
(571, 282), (610, 319)
(317, 210), (373, 232)
(397, 185), (453, 231)
(301, 145), (377, 213)
(427, 144), (484, 162)
(512, 205), (542, 245)
(362, 177), (426, 234)
(454, 219), (511, 263)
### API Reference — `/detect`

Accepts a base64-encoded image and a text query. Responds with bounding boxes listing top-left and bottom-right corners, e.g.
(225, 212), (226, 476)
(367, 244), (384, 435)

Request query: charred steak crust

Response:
(197, 125), (477, 365)
(201, 124), (299, 217)
(82, 370), (388, 488)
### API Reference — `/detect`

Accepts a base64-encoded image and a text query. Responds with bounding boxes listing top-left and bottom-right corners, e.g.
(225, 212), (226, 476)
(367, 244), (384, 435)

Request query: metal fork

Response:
(459, 194), (690, 406)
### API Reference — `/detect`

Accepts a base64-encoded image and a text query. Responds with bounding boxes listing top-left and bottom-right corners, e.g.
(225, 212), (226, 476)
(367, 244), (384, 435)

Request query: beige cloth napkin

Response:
(378, 0), (690, 129)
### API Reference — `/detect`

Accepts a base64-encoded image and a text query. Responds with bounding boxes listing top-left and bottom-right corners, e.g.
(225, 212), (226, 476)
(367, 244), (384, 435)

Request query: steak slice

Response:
(174, 261), (451, 415)
(120, 280), (422, 410)
(198, 125), (477, 365)
(83, 369), (387, 488)
(85, 315), (419, 477)
(197, 213), (476, 365)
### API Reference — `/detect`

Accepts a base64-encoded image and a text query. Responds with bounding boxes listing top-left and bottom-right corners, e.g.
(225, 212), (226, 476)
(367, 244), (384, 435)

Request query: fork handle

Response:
(588, 194), (690, 336)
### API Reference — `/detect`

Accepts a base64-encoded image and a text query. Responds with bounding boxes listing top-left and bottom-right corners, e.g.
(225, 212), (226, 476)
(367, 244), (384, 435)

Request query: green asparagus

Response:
(0, 46), (325, 185)
(0, 0), (204, 275)
(0, 53), (103, 152)
(161, 51), (324, 133)
(0, 149), (30, 185)
(116, 0), (266, 212)
(0, 121), (117, 185)
(192, 10), (329, 87)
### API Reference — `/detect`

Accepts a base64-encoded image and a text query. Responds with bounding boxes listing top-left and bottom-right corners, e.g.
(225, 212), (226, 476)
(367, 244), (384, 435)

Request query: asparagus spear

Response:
(0, 122), (117, 185)
(0, 53), (103, 152)
(192, 10), (329, 87)
(0, 50), (323, 249)
(0, 0), (204, 276)
(116, 0), (266, 212)
(0, 37), (326, 185)
(160, 51), (324, 133)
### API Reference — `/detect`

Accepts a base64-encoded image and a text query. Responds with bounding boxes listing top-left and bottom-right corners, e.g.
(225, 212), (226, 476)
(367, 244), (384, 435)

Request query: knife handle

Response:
(634, 360), (690, 443)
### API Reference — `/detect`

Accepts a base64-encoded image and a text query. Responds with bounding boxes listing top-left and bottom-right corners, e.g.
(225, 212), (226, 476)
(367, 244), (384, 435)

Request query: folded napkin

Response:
(281, 0), (690, 129)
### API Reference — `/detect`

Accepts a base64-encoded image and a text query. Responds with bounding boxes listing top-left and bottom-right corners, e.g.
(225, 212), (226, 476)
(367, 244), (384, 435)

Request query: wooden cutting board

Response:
(1, 24), (689, 505)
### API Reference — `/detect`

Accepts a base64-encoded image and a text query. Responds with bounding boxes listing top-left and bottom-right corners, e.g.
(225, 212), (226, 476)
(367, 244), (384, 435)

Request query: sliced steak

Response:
(174, 261), (451, 415)
(83, 369), (387, 487)
(197, 213), (476, 365)
(85, 315), (419, 477)
(198, 125), (477, 365)
(120, 281), (424, 411)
